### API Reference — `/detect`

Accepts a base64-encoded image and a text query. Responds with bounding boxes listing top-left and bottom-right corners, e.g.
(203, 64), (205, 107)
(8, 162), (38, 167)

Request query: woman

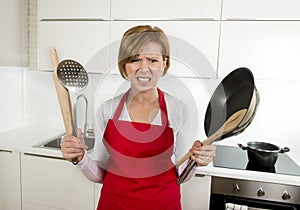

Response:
(61, 25), (216, 210)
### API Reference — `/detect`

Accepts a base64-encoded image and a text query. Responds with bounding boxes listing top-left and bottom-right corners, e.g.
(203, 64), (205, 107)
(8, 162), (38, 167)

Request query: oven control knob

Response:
(282, 191), (291, 200)
(232, 184), (240, 194)
(257, 188), (265, 197)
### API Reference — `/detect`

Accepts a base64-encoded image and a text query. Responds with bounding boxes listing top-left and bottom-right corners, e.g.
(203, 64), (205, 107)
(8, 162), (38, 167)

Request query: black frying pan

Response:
(177, 67), (257, 184)
(204, 67), (255, 140)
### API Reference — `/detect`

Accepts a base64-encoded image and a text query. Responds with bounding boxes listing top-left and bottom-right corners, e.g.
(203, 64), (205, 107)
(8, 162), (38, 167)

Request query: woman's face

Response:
(125, 42), (167, 92)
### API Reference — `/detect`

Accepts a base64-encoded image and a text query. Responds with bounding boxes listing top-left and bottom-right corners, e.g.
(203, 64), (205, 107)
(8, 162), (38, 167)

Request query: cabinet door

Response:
(218, 21), (300, 80)
(94, 184), (102, 208)
(21, 153), (94, 210)
(0, 151), (21, 210)
(38, 21), (110, 73)
(0, 0), (26, 66)
(181, 175), (211, 210)
(110, 21), (220, 78)
(222, 0), (300, 20)
(111, 0), (222, 20)
(38, 0), (110, 20)
(23, 202), (59, 210)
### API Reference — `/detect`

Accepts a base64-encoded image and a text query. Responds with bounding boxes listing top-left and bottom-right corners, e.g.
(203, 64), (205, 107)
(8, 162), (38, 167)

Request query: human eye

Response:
(130, 58), (141, 63)
(148, 58), (158, 63)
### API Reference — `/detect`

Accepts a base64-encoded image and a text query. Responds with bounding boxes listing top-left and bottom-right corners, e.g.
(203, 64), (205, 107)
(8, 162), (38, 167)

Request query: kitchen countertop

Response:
(0, 126), (65, 158)
(1, 126), (300, 187)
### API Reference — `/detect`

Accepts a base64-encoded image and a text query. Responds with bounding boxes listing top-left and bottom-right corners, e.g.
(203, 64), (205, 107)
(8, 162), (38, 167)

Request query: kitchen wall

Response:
(22, 71), (300, 151)
(0, 0), (27, 133)
(0, 67), (23, 132)
(23, 71), (103, 132)
(1, 0), (300, 151)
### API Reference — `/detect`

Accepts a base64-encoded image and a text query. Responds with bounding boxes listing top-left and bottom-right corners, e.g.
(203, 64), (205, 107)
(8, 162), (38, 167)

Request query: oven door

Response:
(210, 177), (300, 210)
(210, 193), (299, 210)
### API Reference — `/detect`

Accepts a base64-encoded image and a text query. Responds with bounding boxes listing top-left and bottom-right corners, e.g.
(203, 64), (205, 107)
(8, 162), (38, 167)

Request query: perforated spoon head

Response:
(56, 59), (88, 91)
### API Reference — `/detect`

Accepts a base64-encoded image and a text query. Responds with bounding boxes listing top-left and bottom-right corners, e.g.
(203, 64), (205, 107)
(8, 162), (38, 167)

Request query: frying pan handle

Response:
(177, 160), (197, 184)
(238, 143), (248, 150)
(279, 147), (290, 153)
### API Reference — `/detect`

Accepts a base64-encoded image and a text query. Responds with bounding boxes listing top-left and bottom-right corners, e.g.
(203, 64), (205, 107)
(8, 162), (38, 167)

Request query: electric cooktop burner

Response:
(213, 145), (300, 176)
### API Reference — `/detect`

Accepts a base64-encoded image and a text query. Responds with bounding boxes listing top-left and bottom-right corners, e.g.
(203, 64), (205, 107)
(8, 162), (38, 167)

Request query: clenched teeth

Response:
(137, 77), (151, 82)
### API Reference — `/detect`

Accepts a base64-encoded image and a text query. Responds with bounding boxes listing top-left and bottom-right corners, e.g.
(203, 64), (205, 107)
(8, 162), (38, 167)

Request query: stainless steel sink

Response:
(34, 134), (95, 151)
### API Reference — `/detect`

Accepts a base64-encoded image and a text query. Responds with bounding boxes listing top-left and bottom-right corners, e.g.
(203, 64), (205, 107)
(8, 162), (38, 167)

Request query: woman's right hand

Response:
(60, 128), (87, 162)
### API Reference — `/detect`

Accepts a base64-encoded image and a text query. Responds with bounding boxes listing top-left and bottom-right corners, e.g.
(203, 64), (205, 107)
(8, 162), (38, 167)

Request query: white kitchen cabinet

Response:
(38, 0), (110, 20)
(38, 21), (110, 72)
(0, 150), (21, 210)
(218, 21), (300, 80)
(181, 175), (211, 210)
(111, 0), (222, 20)
(109, 21), (219, 78)
(22, 202), (60, 210)
(0, 0), (26, 66)
(94, 183), (102, 208)
(21, 153), (95, 210)
(222, 0), (300, 20)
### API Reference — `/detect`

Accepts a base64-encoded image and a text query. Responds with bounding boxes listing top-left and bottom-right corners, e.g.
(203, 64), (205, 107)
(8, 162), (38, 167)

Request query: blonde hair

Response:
(118, 25), (170, 79)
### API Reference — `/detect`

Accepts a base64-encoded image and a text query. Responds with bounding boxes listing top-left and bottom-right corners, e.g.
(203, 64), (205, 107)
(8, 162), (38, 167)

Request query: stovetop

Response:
(213, 145), (300, 176)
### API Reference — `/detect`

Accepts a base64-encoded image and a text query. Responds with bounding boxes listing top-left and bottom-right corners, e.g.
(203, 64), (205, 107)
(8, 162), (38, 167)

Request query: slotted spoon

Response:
(56, 59), (89, 165)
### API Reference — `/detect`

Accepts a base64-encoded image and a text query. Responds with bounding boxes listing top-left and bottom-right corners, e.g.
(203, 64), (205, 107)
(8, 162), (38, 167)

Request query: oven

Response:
(210, 176), (300, 210)
(210, 145), (300, 210)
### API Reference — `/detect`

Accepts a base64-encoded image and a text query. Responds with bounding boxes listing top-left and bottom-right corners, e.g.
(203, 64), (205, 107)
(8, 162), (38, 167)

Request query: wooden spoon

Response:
(51, 48), (79, 165)
(50, 47), (73, 135)
(176, 109), (247, 167)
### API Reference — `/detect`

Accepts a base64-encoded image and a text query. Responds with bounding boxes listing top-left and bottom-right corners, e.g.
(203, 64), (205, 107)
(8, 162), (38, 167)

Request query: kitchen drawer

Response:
(222, 0), (300, 20)
(23, 202), (60, 210)
(109, 21), (220, 78)
(111, 0), (222, 20)
(21, 153), (94, 210)
(0, 150), (21, 210)
(38, 21), (110, 72)
(218, 21), (300, 80)
(38, 0), (110, 20)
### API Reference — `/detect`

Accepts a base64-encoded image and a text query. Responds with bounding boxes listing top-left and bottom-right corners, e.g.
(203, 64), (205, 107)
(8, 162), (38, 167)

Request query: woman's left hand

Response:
(190, 140), (216, 166)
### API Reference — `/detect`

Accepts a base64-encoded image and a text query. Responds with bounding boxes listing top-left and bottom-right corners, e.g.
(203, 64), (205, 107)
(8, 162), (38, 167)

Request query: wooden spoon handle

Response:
(202, 109), (247, 146)
(176, 152), (193, 167)
(176, 109), (247, 167)
(50, 47), (73, 135)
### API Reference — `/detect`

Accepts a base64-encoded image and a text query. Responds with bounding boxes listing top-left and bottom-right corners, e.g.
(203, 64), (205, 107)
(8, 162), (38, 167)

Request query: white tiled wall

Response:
(0, 67), (23, 133)
(217, 79), (300, 151)
(22, 70), (300, 150)
(23, 71), (104, 132)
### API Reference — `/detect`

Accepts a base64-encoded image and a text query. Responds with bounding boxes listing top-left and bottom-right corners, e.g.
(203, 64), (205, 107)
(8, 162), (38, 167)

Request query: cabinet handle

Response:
(23, 153), (64, 160)
(223, 18), (257, 21)
(0, 150), (12, 154)
(195, 174), (205, 177)
(40, 18), (106, 22)
(112, 18), (216, 21)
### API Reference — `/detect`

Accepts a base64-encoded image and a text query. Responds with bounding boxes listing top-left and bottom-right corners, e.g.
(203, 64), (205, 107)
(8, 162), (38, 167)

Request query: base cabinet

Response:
(181, 175), (211, 210)
(22, 202), (61, 210)
(94, 183), (102, 208)
(0, 150), (21, 210)
(21, 153), (95, 210)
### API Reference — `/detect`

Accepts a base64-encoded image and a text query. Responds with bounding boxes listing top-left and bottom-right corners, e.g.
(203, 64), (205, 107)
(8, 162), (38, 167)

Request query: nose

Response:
(139, 58), (150, 70)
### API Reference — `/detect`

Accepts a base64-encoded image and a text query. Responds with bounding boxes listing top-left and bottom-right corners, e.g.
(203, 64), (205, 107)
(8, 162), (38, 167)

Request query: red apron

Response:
(97, 88), (181, 210)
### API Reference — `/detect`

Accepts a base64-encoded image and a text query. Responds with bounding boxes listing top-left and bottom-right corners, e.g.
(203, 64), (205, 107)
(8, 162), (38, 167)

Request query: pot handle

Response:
(279, 147), (290, 153)
(238, 143), (248, 150)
